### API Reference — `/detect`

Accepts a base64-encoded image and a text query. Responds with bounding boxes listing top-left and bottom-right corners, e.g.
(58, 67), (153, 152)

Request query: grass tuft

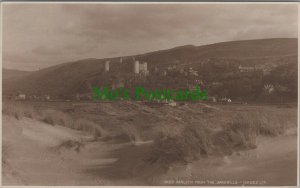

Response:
(74, 118), (106, 139)
(3, 102), (105, 140)
(146, 111), (289, 169)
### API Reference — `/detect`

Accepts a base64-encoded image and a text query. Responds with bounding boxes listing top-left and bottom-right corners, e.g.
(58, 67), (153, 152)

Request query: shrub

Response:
(2, 102), (40, 120)
(74, 118), (106, 139)
(41, 110), (74, 127)
(181, 125), (212, 158)
(120, 124), (141, 143)
(54, 140), (84, 153)
(217, 120), (257, 152)
(227, 112), (287, 137)
(213, 112), (288, 154)
(146, 111), (289, 169)
(148, 137), (188, 169)
(147, 124), (212, 169)
(253, 114), (286, 136)
(2, 102), (107, 140)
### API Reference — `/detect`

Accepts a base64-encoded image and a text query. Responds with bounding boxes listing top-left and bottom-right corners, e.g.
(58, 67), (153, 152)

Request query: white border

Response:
(1, 1), (299, 4)
(0, 1), (298, 187)
(1, 2), (3, 186)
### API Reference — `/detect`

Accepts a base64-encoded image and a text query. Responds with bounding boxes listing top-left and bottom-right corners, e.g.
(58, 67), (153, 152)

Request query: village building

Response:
(167, 65), (177, 71)
(139, 62), (149, 75)
(162, 71), (167, 76)
(44, 95), (51, 101)
(219, 97), (232, 103)
(15, 93), (26, 100)
(238, 65), (259, 72)
(179, 68), (185, 74)
(76, 93), (92, 101)
(134, 60), (140, 74)
(105, 60), (110, 72)
(212, 81), (223, 87)
(134, 60), (149, 75)
(188, 67), (198, 76)
(264, 84), (275, 94)
(275, 84), (288, 92)
(208, 96), (217, 102)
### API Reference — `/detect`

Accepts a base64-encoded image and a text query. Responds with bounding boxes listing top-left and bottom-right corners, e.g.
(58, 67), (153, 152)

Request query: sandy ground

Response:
(2, 115), (115, 185)
(2, 114), (298, 186)
(161, 127), (298, 186)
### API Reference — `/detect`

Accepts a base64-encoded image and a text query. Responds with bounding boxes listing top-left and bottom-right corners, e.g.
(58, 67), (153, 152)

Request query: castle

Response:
(104, 58), (149, 75)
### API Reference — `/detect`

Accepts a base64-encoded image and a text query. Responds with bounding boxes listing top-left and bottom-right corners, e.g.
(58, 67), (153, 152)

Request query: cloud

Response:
(2, 3), (298, 71)
(32, 46), (63, 56)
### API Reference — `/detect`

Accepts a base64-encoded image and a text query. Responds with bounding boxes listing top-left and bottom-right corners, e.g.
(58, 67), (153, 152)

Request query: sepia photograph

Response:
(1, 2), (299, 186)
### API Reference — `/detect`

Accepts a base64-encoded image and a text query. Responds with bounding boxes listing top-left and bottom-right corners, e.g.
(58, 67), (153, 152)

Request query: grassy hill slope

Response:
(3, 38), (297, 101)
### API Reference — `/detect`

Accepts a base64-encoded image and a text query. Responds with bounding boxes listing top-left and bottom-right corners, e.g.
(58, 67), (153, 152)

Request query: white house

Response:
(15, 94), (26, 100)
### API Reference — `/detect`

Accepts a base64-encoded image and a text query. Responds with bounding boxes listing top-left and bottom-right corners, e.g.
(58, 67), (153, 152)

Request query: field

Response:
(2, 100), (298, 186)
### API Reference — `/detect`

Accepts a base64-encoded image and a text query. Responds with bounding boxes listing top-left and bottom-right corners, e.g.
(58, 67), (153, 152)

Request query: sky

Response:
(2, 3), (298, 71)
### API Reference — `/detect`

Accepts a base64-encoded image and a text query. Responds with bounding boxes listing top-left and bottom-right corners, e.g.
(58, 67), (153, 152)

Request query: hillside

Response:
(3, 38), (298, 101)
(137, 38), (297, 67)
(2, 69), (32, 81)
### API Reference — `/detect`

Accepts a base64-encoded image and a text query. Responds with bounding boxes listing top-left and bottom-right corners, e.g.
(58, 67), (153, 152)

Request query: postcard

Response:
(1, 1), (298, 186)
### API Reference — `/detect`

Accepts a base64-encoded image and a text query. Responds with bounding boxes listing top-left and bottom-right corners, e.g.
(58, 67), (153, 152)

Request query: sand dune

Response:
(163, 128), (297, 186)
(2, 111), (298, 185)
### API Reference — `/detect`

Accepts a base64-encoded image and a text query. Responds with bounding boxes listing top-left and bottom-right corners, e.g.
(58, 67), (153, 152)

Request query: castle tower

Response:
(134, 60), (139, 74)
(105, 60), (110, 72)
(143, 62), (147, 71)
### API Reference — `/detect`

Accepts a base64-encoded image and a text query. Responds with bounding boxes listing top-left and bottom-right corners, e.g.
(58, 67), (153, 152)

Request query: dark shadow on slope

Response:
(82, 142), (166, 184)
